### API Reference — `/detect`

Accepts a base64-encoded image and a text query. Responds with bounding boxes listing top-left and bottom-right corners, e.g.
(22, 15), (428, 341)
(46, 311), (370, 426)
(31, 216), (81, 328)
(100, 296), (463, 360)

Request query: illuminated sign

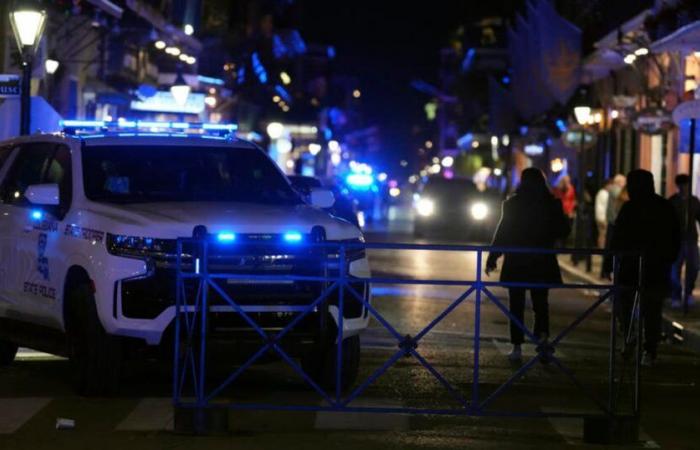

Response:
(130, 91), (205, 114)
(524, 144), (544, 156)
(0, 74), (20, 97)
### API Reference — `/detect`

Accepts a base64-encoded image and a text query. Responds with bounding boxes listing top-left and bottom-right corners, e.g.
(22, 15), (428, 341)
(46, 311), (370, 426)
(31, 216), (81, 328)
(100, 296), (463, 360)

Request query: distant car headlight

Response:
(416, 198), (435, 217)
(470, 202), (489, 221)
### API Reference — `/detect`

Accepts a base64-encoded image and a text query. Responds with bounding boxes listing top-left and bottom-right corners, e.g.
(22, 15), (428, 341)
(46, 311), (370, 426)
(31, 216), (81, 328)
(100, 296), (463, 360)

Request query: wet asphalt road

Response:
(0, 227), (698, 449)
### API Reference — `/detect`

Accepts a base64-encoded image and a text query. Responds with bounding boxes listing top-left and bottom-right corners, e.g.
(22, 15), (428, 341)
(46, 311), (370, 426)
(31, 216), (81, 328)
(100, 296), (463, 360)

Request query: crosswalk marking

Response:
(116, 398), (173, 431)
(0, 398), (50, 434)
(315, 399), (409, 431)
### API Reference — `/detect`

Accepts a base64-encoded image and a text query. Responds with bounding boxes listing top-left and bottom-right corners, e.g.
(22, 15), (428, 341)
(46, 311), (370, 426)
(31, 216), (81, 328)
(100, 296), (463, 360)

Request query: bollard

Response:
(583, 415), (638, 445)
(173, 406), (229, 436)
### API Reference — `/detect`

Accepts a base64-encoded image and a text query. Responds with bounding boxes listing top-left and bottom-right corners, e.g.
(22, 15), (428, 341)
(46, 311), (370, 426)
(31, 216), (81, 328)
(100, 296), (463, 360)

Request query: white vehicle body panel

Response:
(0, 133), (370, 346)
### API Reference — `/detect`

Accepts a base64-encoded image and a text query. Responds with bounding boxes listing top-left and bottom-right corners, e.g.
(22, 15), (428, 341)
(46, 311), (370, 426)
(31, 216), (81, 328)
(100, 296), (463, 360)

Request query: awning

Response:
(84, 0), (123, 18)
(651, 20), (700, 54)
(582, 48), (625, 83)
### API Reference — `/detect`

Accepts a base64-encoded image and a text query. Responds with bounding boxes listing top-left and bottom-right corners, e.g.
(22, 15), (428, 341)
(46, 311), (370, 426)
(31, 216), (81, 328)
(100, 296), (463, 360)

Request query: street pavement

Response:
(0, 214), (698, 449)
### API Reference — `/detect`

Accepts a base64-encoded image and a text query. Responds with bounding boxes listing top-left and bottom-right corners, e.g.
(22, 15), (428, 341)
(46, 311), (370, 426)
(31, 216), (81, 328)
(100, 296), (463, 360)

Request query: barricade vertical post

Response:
(336, 243), (346, 404)
(173, 239), (183, 405)
(198, 240), (208, 407)
(608, 254), (618, 414)
(634, 255), (643, 417)
(472, 249), (482, 412)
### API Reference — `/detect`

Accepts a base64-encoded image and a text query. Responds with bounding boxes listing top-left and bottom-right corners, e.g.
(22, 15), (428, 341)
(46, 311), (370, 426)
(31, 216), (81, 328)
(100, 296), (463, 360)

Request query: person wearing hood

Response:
(606, 170), (680, 366)
(486, 168), (571, 362)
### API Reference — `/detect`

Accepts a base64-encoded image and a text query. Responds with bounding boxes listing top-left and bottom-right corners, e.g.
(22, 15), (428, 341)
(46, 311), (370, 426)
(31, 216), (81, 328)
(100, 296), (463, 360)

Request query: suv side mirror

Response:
(310, 188), (335, 209)
(25, 183), (60, 206)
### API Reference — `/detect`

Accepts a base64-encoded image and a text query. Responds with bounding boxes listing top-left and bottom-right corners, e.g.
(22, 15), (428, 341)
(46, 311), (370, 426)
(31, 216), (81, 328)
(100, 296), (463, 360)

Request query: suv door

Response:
(0, 142), (72, 327)
(0, 144), (19, 320)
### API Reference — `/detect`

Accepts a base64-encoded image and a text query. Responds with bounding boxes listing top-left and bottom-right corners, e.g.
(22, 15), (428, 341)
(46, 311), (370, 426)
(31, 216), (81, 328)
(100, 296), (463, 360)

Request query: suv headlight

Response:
(416, 198), (435, 217)
(470, 202), (489, 221)
(106, 233), (175, 257)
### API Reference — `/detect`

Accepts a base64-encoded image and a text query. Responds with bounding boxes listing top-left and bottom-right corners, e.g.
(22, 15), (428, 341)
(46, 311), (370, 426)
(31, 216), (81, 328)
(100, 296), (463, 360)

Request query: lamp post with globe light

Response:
(573, 103), (593, 268)
(9, 3), (47, 135)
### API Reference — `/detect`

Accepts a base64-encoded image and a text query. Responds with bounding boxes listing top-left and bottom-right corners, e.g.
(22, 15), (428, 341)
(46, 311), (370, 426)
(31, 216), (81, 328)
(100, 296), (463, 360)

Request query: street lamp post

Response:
(9, 5), (47, 136)
(573, 105), (592, 268)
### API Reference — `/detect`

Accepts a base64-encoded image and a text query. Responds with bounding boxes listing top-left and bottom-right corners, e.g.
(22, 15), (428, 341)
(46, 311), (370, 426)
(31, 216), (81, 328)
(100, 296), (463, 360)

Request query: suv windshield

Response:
(423, 178), (477, 198)
(82, 145), (301, 205)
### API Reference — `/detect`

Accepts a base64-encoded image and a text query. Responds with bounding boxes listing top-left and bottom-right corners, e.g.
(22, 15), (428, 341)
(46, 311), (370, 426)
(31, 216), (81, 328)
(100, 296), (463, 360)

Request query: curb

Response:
(559, 261), (700, 354)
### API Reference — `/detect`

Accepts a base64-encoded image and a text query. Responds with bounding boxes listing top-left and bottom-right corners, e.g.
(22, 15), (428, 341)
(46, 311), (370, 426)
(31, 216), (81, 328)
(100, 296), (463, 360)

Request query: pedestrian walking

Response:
(486, 168), (571, 362)
(553, 175), (576, 222)
(595, 179), (613, 249)
(605, 170), (680, 367)
(668, 174), (700, 309)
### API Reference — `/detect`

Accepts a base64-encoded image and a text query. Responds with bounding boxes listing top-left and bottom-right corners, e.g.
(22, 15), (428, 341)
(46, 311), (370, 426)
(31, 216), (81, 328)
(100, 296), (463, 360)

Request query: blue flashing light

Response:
(555, 119), (567, 133)
(502, 75), (510, 84)
(217, 232), (237, 243)
(170, 122), (190, 129)
(117, 120), (137, 127)
(202, 123), (237, 131)
(137, 121), (166, 128)
(31, 210), (43, 220)
(346, 173), (374, 188)
(283, 231), (303, 243)
(197, 75), (225, 86)
(60, 120), (105, 128)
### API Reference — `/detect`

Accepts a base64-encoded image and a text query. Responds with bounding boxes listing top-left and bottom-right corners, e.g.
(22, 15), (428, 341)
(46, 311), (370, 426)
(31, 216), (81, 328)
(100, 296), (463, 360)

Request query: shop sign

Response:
(0, 75), (20, 97)
(634, 108), (673, 134)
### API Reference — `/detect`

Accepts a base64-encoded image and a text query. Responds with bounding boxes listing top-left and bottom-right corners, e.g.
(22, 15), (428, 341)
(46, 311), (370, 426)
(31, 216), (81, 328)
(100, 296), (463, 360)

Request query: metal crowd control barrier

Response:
(172, 239), (643, 443)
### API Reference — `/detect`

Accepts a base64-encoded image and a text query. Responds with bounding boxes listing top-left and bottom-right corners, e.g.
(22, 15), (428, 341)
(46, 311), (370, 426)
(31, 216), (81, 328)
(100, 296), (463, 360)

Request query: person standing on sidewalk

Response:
(486, 168), (571, 362)
(606, 170), (680, 367)
(669, 174), (700, 309)
(595, 179), (613, 249)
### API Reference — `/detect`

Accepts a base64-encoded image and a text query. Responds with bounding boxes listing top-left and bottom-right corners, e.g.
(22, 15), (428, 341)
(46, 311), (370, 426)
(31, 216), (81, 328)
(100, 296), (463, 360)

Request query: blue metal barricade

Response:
(172, 239), (643, 431)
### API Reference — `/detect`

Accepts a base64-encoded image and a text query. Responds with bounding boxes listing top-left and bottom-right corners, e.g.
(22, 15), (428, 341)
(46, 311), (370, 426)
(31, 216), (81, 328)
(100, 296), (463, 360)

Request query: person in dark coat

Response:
(486, 168), (571, 361)
(605, 169), (680, 366)
(668, 174), (700, 309)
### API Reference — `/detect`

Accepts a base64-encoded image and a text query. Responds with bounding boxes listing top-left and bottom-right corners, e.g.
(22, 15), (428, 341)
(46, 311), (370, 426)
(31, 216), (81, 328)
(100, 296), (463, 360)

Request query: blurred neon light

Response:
(283, 231), (303, 243)
(217, 232), (236, 243)
(346, 173), (374, 188)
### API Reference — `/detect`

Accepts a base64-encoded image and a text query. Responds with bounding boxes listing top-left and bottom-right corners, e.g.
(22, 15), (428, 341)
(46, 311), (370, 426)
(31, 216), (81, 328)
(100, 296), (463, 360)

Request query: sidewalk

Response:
(559, 255), (700, 354)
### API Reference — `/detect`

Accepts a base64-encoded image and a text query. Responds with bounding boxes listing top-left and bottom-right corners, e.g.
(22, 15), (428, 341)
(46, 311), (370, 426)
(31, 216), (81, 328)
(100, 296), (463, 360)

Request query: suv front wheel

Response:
(66, 284), (122, 396)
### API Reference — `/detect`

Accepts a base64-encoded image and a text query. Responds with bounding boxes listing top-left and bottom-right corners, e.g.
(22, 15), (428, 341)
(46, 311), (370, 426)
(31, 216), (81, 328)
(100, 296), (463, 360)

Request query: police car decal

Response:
(64, 224), (105, 243)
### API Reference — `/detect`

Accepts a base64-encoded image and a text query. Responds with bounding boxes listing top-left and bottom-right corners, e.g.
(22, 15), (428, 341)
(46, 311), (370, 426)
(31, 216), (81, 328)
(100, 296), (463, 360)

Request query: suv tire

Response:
(66, 284), (122, 396)
(0, 339), (18, 367)
(302, 335), (360, 392)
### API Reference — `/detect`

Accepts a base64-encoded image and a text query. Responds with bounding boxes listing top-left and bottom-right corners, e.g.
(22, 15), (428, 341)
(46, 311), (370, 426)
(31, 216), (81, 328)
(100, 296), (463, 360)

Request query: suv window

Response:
(0, 143), (72, 210)
(82, 145), (300, 205)
(0, 146), (14, 171)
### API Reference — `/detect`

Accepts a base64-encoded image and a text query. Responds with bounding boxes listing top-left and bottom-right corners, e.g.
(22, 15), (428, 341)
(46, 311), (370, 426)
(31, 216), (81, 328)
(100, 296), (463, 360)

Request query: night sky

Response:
(299, 1), (524, 173)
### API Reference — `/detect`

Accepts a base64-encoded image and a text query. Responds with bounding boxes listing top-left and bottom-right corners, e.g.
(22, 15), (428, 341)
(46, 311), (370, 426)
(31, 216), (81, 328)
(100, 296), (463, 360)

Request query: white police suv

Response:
(0, 121), (370, 395)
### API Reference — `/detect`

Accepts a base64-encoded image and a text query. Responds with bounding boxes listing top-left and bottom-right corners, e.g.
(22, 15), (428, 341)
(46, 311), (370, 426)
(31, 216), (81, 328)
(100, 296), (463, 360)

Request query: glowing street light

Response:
(170, 70), (191, 106)
(154, 40), (166, 49)
(184, 24), (194, 35)
(266, 122), (285, 139)
(280, 71), (291, 85)
(45, 58), (59, 75)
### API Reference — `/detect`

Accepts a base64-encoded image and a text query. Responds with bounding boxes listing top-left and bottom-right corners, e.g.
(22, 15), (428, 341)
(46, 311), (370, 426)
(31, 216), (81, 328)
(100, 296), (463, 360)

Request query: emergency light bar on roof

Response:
(59, 120), (238, 136)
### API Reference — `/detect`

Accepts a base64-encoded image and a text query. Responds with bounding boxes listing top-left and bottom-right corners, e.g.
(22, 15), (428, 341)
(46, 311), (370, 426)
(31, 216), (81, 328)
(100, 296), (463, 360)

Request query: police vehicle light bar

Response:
(59, 120), (238, 134)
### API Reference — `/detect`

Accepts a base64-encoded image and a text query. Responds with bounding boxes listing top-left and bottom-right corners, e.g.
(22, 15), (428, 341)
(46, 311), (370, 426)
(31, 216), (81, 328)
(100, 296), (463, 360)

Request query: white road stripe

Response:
(0, 398), (50, 434)
(542, 407), (659, 447)
(315, 399), (409, 431)
(116, 398), (173, 431)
